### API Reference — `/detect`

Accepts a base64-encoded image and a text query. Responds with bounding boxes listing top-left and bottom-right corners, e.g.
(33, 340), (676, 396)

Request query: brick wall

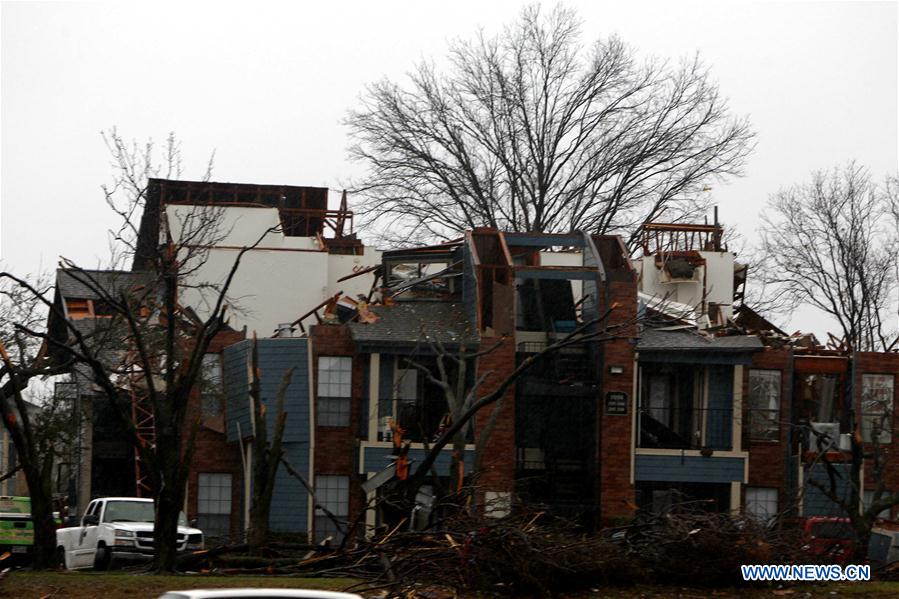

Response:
(745, 347), (793, 511)
(474, 336), (517, 496)
(855, 352), (899, 501)
(186, 328), (245, 538)
(598, 277), (637, 523)
(309, 325), (366, 535)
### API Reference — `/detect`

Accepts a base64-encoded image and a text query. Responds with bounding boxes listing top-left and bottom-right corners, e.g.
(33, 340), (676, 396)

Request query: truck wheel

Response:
(94, 543), (111, 570)
(56, 547), (67, 570)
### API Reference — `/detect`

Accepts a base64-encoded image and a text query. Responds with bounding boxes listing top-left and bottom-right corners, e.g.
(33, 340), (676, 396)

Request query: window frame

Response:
(861, 374), (895, 445)
(200, 353), (225, 418)
(314, 474), (349, 543)
(745, 486), (778, 523)
(197, 472), (233, 538)
(748, 369), (782, 442)
(316, 356), (353, 428)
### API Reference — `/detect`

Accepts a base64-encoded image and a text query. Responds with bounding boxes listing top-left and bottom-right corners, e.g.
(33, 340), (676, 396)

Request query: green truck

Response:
(0, 496), (33, 563)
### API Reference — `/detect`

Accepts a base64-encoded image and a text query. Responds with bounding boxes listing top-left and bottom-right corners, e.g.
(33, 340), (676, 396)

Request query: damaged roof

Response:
(56, 268), (154, 301)
(348, 301), (478, 350)
(637, 327), (763, 352)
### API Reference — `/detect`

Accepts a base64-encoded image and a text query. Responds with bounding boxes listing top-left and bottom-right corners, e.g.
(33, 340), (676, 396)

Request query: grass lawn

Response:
(0, 571), (359, 599)
(4, 572), (899, 598)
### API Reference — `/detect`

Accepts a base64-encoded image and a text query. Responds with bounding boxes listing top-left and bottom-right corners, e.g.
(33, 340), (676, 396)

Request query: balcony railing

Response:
(376, 397), (468, 444)
(637, 406), (733, 450)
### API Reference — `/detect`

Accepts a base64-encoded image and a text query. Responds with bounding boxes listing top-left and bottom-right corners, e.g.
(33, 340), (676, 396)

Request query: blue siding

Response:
(804, 463), (853, 517)
(259, 338), (311, 533)
(270, 441), (309, 533)
(224, 340), (251, 443)
(706, 365), (733, 450)
(635, 454), (745, 483)
(255, 338), (310, 444)
(362, 446), (475, 475)
(223, 338), (311, 534)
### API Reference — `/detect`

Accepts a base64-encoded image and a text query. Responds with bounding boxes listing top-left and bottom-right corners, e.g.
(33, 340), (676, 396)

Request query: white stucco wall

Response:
(165, 204), (381, 336)
(698, 251), (735, 320)
(635, 250), (735, 325)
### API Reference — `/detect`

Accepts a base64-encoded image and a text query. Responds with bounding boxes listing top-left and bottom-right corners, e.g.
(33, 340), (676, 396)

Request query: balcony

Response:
(377, 396), (471, 445)
(638, 406), (733, 451)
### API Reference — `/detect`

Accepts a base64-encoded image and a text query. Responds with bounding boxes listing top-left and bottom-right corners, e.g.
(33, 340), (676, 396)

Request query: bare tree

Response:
(0, 272), (75, 569)
(759, 162), (899, 352)
(2, 130), (271, 571)
(760, 164), (899, 558)
(347, 4), (754, 249)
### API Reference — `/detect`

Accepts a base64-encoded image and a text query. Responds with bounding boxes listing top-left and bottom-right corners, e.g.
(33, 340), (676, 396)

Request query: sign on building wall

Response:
(605, 391), (628, 415)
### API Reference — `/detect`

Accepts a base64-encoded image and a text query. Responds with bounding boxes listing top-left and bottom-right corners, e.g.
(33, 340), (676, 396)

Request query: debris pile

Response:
(189, 504), (809, 596)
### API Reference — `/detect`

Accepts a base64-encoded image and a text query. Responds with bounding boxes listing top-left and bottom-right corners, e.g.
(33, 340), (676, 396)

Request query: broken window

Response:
(200, 353), (224, 418)
(65, 298), (91, 319)
(861, 374), (894, 444)
(748, 369), (781, 441)
(385, 261), (456, 296)
(515, 279), (577, 332)
(799, 374), (840, 425)
(378, 359), (453, 444)
(639, 364), (699, 449)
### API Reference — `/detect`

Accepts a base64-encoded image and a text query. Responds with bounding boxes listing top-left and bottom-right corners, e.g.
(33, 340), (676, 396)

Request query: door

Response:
(72, 501), (100, 568)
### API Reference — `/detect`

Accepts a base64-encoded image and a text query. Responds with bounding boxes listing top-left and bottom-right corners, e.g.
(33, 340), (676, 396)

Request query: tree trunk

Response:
(450, 430), (467, 492)
(23, 463), (56, 569)
(153, 440), (186, 572)
(247, 494), (269, 550)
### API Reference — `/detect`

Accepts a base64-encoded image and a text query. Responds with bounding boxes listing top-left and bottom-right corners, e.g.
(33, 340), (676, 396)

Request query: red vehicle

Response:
(801, 517), (857, 565)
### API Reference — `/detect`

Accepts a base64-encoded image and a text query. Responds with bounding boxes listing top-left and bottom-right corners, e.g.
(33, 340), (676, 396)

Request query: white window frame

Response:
(745, 486), (778, 523)
(317, 356), (352, 427)
(314, 475), (349, 543)
(748, 369), (781, 441)
(198, 472), (232, 538)
(861, 374), (894, 444)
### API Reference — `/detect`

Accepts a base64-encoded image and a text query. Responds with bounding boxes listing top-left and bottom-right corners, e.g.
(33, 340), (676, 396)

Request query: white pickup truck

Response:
(56, 497), (204, 570)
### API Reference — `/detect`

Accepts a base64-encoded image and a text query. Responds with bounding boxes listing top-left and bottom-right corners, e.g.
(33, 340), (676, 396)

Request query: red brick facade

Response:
(473, 336), (517, 495)
(856, 352), (899, 502)
(744, 347), (793, 510)
(186, 329), (245, 537)
(308, 324), (367, 536)
(598, 278), (638, 523)
(742, 349), (899, 517)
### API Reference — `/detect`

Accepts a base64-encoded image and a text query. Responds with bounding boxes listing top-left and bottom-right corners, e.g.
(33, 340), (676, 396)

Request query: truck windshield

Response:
(102, 501), (187, 526)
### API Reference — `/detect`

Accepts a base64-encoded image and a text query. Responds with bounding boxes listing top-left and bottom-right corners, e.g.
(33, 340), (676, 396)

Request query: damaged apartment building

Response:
(47, 178), (379, 536)
(633, 222), (899, 524)
(47, 177), (899, 542)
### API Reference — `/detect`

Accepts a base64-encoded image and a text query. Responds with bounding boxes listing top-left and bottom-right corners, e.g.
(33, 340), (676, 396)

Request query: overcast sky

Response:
(2, 0), (897, 338)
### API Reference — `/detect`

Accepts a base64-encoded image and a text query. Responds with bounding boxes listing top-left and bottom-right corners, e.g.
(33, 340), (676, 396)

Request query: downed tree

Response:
(188, 499), (811, 595)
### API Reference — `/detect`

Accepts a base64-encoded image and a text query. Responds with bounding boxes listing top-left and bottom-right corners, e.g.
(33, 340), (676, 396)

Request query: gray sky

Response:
(2, 0), (897, 338)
